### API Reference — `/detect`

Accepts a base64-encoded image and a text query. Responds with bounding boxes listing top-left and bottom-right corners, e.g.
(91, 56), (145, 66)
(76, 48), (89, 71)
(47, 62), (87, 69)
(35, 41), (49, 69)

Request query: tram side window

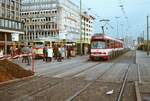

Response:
(106, 40), (110, 48)
(91, 41), (105, 49)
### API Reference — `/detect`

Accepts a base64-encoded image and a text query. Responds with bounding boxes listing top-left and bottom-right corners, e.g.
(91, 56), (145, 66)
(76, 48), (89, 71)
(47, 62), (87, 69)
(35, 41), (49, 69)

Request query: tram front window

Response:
(91, 41), (105, 49)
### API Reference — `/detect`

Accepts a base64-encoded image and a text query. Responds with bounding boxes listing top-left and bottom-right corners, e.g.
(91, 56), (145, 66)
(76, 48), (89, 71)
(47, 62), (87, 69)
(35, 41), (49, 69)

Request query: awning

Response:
(0, 28), (24, 34)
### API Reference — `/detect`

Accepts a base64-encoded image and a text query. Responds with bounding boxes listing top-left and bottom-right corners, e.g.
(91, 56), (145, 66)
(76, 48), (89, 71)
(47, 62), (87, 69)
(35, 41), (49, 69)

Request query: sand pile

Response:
(0, 59), (33, 83)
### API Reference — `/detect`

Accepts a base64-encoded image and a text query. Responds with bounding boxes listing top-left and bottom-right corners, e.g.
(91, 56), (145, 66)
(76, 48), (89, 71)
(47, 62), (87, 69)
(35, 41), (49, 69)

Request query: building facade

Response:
(81, 11), (95, 54)
(0, 0), (24, 55)
(20, 0), (80, 43)
(81, 11), (95, 44)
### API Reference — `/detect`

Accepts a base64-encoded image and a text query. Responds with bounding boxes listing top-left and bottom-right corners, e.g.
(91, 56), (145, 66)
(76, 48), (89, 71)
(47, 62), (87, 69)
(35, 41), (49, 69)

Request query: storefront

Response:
(0, 17), (25, 56)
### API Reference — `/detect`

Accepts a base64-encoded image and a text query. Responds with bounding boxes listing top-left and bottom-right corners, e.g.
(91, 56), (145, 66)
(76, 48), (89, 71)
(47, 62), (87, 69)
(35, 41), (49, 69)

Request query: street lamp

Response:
(147, 15), (149, 55)
(80, 0), (83, 55)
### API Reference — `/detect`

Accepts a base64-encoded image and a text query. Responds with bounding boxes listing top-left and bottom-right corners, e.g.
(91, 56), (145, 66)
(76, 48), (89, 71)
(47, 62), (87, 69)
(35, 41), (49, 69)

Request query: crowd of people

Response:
(42, 44), (72, 63)
(8, 43), (74, 66)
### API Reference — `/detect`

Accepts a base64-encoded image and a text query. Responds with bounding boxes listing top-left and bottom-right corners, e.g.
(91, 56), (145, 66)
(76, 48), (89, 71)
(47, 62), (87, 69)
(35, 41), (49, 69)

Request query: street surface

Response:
(0, 51), (150, 101)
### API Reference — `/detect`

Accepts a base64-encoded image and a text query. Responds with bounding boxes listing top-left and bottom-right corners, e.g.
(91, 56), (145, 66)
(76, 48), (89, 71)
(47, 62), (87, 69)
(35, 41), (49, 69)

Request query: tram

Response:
(90, 34), (124, 60)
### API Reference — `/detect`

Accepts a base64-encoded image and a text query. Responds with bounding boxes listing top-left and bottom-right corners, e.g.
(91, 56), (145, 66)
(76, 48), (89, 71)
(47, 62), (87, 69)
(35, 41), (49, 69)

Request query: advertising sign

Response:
(12, 33), (19, 41)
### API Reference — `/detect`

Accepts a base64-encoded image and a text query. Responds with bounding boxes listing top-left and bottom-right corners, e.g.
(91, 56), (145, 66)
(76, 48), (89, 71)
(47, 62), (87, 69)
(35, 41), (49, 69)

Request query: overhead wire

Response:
(118, 0), (130, 34)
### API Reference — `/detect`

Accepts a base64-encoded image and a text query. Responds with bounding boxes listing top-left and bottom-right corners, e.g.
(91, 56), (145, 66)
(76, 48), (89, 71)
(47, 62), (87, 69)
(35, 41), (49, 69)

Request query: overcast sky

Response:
(72, 0), (150, 39)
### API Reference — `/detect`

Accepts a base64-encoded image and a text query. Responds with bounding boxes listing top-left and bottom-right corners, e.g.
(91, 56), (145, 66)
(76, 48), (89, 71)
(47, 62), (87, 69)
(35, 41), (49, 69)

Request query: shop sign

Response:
(12, 33), (19, 41)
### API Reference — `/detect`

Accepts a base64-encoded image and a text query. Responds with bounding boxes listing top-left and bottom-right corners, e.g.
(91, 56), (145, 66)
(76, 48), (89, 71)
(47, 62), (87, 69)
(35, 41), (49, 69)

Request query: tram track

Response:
(0, 51), (140, 101)
(0, 58), (87, 90)
(115, 64), (131, 101)
(116, 51), (142, 101)
(10, 62), (102, 101)
(66, 51), (137, 101)
(0, 58), (96, 101)
(65, 62), (120, 101)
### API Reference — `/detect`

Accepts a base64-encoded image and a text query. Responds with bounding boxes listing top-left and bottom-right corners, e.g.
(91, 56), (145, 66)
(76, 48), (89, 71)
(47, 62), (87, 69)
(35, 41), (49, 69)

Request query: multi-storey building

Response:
(81, 11), (95, 54)
(0, 0), (24, 55)
(81, 11), (95, 44)
(20, 0), (80, 44)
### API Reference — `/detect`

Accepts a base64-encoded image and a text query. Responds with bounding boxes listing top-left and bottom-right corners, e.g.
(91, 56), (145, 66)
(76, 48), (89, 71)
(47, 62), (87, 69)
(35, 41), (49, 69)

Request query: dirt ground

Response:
(0, 59), (33, 83)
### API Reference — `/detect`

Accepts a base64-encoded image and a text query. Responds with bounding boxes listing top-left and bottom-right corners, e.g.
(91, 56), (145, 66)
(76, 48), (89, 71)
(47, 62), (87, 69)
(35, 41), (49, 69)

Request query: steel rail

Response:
(15, 62), (102, 100)
(135, 81), (142, 101)
(65, 62), (117, 101)
(115, 64), (131, 101)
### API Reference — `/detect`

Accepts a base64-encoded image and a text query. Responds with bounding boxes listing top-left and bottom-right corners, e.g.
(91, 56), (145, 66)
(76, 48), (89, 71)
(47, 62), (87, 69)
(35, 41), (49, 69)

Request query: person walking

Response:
(21, 45), (31, 65)
(47, 45), (53, 62)
(43, 45), (47, 62)
(57, 47), (62, 62)
(60, 45), (65, 60)
(10, 46), (13, 57)
(53, 44), (59, 60)
(27, 46), (32, 65)
(21, 45), (28, 63)
(67, 46), (71, 59)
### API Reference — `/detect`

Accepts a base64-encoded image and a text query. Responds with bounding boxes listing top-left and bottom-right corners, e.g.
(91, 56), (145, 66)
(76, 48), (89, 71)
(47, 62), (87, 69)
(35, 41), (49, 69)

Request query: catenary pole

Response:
(147, 15), (149, 55)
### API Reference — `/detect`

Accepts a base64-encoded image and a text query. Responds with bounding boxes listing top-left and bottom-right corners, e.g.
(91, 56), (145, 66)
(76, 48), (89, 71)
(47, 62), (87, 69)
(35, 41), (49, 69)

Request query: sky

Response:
(72, 0), (150, 40)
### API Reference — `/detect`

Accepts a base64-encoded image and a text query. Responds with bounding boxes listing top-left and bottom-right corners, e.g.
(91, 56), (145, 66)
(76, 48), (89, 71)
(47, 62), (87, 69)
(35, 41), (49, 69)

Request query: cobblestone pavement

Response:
(0, 51), (150, 101)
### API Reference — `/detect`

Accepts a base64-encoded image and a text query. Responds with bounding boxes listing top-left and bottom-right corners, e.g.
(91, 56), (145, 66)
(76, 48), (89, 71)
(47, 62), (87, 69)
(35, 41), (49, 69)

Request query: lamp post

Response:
(147, 15), (149, 55)
(80, 0), (83, 55)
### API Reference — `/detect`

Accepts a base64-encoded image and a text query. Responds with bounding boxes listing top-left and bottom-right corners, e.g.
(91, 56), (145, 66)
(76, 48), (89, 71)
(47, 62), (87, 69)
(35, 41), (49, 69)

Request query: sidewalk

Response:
(136, 50), (150, 65)
(12, 55), (89, 73)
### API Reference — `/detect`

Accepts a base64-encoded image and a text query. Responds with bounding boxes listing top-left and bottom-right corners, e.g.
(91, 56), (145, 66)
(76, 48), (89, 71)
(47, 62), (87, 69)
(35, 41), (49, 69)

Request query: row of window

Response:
(22, 0), (57, 4)
(82, 32), (92, 37)
(82, 28), (92, 33)
(21, 31), (59, 40)
(0, 19), (23, 30)
(0, 8), (18, 19)
(21, 10), (57, 16)
(22, 16), (57, 24)
(64, 25), (79, 33)
(1, 0), (15, 5)
(1, 0), (20, 11)
(26, 24), (58, 30)
(21, 4), (57, 11)
(82, 23), (93, 28)
(82, 20), (93, 24)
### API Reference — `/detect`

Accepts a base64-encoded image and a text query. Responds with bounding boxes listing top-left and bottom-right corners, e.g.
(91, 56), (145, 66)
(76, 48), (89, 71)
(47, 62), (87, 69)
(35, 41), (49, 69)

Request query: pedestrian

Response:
(0, 49), (3, 58)
(21, 45), (31, 65)
(67, 46), (71, 59)
(43, 45), (47, 62)
(26, 46), (32, 65)
(57, 47), (62, 62)
(21, 45), (28, 63)
(53, 44), (59, 60)
(60, 45), (65, 60)
(47, 45), (53, 62)
(10, 46), (13, 57)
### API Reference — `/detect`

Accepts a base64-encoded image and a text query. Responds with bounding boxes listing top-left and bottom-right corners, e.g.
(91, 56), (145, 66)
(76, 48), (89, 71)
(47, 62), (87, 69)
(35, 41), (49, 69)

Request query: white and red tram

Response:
(90, 34), (124, 60)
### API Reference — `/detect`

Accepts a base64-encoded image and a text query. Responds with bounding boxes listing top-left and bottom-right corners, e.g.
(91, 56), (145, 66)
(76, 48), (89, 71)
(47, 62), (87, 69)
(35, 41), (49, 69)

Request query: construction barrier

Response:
(0, 53), (35, 73)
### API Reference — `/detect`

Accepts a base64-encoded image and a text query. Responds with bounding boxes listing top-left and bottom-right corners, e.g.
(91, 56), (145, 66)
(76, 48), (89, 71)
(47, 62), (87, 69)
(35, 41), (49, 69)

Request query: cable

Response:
(118, 0), (130, 35)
